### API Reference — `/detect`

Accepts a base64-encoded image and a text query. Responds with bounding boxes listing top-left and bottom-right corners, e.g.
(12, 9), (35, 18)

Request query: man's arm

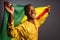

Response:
(4, 1), (18, 37)
(4, 1), (26, 38)
(4, 1), (14, 24)
(4, 1), (16, 37)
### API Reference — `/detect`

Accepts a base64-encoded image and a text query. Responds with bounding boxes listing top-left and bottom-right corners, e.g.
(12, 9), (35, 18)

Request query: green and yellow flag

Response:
(0, 4), (50, 40)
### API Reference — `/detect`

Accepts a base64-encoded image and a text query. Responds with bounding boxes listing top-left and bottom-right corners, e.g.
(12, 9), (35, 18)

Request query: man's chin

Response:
(31, 17), (35, 19)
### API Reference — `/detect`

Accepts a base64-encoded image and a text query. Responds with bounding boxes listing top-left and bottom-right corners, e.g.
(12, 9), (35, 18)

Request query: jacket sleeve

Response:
(8, 20), (19, 38)
(7, 20), (27, 39)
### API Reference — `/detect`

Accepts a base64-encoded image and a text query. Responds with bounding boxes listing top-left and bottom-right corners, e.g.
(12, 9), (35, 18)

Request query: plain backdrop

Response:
(0, 0), (60, 40)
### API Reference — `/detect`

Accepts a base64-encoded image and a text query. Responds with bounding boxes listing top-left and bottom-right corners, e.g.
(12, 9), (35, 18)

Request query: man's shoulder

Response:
(19, 20), (28, 26)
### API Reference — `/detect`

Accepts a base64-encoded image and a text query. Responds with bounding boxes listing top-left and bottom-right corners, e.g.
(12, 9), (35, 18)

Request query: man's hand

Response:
(4, 1), (14, 15)
(4, 1), (14, 24)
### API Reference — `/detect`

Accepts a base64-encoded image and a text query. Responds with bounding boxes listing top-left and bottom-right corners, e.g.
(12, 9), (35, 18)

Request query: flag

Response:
(0, 4), (50, 40)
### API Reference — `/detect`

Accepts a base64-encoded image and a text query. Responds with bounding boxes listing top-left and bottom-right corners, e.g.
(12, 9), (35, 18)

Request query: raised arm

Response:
(4, 1), (14, 24)
(4, 1), (26, 38)
(4, 1), (16, 37)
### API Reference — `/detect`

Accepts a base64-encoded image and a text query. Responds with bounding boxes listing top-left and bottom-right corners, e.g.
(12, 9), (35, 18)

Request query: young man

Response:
(4, 1), (50, 40)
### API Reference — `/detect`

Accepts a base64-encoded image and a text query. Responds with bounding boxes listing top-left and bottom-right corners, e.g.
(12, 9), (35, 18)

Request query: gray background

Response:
(0, 0), (60, 40)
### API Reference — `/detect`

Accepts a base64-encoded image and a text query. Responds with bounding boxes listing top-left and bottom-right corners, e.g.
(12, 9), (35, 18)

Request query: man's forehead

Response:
(28, 6), (34, 9)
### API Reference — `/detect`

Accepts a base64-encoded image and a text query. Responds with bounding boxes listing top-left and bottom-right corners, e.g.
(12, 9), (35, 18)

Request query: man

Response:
(4, 1), (50, 40)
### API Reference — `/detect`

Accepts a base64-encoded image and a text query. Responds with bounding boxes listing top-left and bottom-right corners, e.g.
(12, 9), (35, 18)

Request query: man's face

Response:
(27, 6), (36, 19)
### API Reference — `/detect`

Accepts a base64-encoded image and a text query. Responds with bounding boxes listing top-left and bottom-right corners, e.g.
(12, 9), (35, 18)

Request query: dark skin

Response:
(4, 1), (50, 24)
(25, 5), (36, 24)
(4, 1), (14, 24)
(4, 1), (36, 24)
(26, 5), (50, 24)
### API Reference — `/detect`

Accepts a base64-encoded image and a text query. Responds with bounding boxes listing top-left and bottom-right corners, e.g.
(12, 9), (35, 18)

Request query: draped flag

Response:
(0, 4), (50, 40)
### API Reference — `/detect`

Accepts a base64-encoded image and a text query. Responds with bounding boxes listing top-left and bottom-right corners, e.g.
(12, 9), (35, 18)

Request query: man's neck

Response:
(28, 18), (35, 24)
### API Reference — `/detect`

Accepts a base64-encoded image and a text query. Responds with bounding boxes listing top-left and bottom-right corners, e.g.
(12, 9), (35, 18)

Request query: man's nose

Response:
(31, 11), (34, 14)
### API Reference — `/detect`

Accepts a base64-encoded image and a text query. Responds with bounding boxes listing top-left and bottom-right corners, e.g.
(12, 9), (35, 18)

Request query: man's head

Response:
(24, 4), (36, 19)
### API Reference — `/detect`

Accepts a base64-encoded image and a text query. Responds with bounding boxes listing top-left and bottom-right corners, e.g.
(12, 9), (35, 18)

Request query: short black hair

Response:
(24, 4), (33, 15)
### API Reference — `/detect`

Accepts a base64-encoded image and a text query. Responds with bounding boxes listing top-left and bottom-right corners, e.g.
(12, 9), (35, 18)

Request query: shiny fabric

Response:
(8, 13), (48, 40)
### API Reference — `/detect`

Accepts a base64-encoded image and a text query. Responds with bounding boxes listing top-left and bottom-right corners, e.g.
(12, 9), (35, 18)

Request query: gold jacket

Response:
(8, 13), (48, 40)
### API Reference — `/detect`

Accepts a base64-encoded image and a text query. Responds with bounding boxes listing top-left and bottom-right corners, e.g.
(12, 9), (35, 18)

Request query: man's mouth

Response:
(32, 14), (35, 18)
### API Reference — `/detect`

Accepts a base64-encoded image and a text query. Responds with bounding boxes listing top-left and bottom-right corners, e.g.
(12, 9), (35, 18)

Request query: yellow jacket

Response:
(8, 13), (48, 40)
